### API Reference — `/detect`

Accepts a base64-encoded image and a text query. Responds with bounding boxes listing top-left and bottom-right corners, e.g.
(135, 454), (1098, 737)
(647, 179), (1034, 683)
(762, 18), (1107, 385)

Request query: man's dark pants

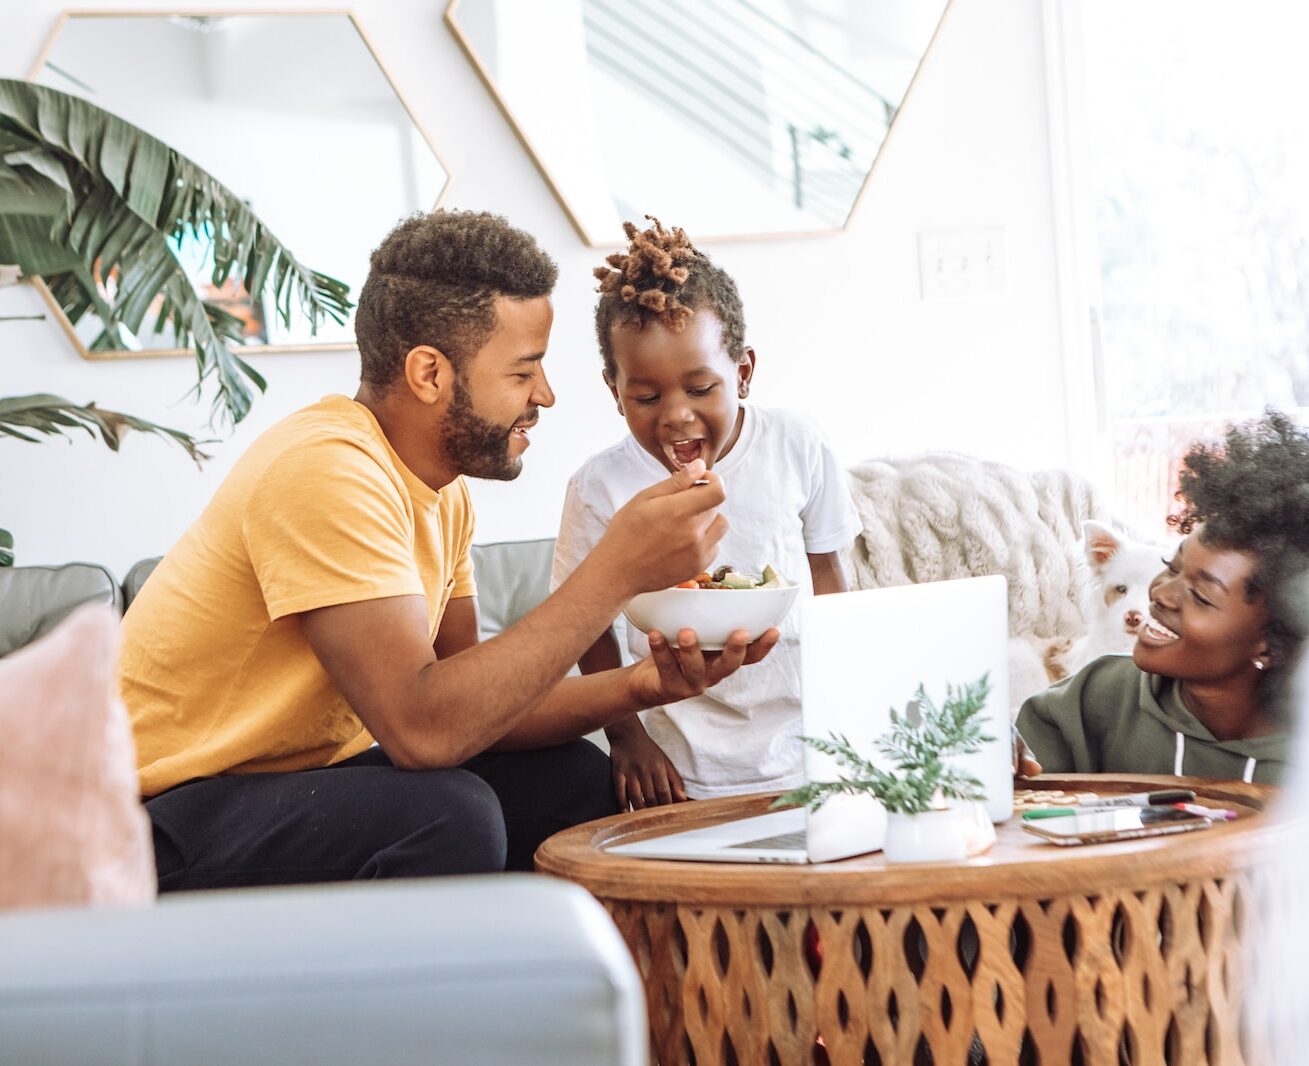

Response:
(145, 740), (618, 891)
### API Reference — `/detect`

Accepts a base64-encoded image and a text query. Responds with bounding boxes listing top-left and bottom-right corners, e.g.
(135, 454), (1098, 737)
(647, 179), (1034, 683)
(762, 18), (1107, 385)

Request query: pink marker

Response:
(1172, 802), (1237, 821)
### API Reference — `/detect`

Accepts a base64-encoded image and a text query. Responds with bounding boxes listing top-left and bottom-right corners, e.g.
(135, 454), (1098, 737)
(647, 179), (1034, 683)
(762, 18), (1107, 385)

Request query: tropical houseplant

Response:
(0, 78), (351, 565)
(777, 673), (995, 862)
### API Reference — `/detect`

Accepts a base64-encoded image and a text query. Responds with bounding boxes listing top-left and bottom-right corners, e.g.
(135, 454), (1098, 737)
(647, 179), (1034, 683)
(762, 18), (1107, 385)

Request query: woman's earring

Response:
(1253, 659), (1266, 671)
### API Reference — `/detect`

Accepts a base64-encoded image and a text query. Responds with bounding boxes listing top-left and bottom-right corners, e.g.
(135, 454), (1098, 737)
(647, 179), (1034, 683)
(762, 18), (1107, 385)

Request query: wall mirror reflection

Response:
(31, 11), (449, 357)
(446, 0), (949, 243)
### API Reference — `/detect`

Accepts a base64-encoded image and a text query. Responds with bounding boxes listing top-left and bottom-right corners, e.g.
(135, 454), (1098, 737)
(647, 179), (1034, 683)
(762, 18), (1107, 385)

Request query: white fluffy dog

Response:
(1009, 519), (1172, 715)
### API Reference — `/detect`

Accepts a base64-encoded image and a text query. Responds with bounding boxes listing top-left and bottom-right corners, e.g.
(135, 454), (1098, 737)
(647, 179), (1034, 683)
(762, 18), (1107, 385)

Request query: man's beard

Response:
(443, 376), (534, 481)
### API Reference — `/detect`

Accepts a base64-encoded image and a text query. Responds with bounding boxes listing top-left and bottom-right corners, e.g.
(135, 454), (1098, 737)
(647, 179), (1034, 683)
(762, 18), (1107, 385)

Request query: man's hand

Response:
(589, 458), (728, 598)
(627, 626), (780, 707)
(607, 718), (689, 810)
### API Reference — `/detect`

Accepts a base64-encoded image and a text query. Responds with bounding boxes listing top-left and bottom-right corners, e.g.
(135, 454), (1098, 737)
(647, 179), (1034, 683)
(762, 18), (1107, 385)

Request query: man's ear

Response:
(603, 370), (624, 415)
(404, 345), (455, 406)
(737, 347), (757, 399)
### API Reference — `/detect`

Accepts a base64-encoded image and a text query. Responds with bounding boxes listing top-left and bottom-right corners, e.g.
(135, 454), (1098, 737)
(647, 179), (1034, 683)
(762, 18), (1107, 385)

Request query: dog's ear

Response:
(1082, 519), (1122, 570)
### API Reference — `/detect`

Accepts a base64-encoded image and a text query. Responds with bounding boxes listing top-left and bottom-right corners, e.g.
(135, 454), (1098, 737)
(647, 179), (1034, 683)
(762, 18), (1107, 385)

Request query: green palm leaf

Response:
(0, 393), (211, 463)
(0, 78), (352, 428)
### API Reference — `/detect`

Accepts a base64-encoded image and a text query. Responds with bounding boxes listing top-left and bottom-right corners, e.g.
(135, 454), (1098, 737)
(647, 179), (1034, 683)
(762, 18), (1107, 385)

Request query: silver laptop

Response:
(604, 576), (1014, 863)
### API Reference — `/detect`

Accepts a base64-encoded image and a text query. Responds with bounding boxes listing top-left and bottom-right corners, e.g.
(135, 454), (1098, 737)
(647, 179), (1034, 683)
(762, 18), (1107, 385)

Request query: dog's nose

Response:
(1124, 610), (1143, 630)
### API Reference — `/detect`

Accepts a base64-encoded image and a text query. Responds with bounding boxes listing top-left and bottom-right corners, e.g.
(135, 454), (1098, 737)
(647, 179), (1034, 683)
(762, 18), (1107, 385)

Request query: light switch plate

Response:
(918, 228), (1008, 299)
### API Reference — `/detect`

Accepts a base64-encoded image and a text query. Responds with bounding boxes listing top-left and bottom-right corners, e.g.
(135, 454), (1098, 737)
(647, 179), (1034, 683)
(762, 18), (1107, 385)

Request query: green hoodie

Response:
(1017, 654), (1288, 786)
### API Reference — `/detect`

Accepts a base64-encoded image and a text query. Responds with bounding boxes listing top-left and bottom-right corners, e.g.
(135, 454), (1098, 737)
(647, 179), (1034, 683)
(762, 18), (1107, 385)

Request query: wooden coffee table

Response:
(536, 775), (1280, 1066)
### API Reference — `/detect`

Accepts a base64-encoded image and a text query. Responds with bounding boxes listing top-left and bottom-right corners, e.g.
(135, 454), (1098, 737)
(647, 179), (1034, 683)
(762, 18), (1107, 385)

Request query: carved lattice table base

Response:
(536, 776), (1275, 1066)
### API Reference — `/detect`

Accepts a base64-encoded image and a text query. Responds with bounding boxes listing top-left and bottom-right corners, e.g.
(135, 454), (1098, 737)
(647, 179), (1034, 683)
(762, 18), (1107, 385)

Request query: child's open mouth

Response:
(665, 438), (706, 468)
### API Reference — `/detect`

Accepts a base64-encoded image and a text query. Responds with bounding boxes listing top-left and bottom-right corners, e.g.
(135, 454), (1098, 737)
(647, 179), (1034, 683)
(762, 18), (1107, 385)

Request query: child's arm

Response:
(807, 551), (849, 596)
(793, 410), (860, 597)
(580, 630), (689, 809)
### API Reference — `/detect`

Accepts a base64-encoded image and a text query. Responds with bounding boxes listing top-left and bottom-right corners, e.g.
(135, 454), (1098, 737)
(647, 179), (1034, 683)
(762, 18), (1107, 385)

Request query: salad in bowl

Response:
(623, 564), (799, 650)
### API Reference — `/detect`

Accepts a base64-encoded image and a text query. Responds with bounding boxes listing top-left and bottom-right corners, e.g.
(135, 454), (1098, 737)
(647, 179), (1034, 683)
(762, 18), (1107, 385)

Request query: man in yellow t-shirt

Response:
(121, 210), (777, 889)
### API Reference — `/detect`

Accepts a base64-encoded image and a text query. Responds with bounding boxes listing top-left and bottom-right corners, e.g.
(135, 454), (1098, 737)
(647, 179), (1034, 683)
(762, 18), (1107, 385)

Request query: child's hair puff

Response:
(593, 216), (746, 377)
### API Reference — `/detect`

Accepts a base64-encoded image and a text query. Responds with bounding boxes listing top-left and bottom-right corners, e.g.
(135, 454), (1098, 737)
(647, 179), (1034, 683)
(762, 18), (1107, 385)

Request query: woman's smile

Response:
(1138, 611), (1180, 646)
(1132, 531), (1267, 685)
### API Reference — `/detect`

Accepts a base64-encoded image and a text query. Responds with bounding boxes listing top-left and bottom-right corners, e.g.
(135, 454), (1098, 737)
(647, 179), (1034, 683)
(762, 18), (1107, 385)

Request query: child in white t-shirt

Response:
(551, 217), (860, 808)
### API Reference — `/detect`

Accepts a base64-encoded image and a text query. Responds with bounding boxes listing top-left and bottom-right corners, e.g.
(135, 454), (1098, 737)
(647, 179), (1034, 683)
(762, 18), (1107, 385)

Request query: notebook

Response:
(603, 576), (1014, 863)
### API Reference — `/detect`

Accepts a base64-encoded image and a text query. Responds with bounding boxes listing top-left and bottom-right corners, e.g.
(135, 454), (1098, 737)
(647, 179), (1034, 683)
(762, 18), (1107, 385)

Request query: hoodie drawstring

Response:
(1175, 729), (1258, 782)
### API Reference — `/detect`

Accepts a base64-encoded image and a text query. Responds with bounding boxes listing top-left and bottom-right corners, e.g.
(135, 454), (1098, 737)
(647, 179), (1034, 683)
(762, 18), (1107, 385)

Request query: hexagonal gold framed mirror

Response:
(29, 10), (450, 359)
(446, 0), (950, 244)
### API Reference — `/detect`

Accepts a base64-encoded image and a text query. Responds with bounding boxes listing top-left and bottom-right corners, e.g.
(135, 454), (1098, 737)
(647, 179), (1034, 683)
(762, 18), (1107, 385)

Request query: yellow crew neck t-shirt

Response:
(120, 394), (477, 797)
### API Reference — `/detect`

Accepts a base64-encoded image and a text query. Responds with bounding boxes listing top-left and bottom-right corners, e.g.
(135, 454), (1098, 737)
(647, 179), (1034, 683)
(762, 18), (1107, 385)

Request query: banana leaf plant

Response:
(0, 394), (214, 566)
(0, 78), (353, 565)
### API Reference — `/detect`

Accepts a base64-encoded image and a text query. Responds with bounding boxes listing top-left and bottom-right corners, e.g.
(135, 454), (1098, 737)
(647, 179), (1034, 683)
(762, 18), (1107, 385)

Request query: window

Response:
(1052, 1), (1309, 534)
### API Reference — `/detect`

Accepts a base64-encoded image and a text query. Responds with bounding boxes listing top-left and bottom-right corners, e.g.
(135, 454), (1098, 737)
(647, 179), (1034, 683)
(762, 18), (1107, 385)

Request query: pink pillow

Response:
(0, 604), (155, 911)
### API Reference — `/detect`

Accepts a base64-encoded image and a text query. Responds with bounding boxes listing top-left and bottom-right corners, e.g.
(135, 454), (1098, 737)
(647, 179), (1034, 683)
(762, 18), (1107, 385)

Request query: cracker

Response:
(1013, 789), (1100, 809)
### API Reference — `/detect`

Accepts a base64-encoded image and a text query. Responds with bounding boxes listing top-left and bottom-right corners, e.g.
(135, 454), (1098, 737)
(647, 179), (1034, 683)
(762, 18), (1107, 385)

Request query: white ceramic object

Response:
(622, 584), (800, 651)
(881, 809), (968, 864)
(957, 800), (998, 857)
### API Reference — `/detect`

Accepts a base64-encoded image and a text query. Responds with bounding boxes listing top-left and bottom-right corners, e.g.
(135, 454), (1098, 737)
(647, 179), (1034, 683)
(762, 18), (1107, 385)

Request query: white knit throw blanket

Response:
(845, 453), (1104, 639)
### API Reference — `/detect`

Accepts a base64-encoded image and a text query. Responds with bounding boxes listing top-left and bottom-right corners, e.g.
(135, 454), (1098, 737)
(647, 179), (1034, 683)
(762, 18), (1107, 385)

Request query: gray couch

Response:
(0, 541), (645, 1066)
(1, 877), (645, 1066)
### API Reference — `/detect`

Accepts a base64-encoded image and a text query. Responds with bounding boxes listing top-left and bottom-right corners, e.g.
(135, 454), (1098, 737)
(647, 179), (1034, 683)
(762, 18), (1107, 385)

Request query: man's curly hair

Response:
(355, 210), (558, 388)
(1168, 408), (1309, 717)
(593, 216), (745, 377)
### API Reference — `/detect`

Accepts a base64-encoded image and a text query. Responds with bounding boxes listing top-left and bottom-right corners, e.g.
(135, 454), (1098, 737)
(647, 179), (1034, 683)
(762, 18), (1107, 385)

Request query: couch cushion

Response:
(470, 537), (557, 640)
(0, 876), (645, 1065)
(0, 562), (122, 657)
(0, 604), (155, 912)
(122, 556), (162, 609)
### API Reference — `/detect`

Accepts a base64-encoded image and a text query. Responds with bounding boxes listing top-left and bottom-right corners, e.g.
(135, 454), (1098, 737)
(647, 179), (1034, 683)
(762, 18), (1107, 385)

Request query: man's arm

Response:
(300, 461), (772, 769)
(487, 623), (781, 750)
(434, 596), (753, 775)
(432, 596), (669, 749)
(433, 595), (480, 660)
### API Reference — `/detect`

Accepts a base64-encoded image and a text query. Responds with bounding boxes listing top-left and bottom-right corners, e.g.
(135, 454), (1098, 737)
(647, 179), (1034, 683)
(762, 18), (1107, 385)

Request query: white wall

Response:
(0, 0), (1066, 577)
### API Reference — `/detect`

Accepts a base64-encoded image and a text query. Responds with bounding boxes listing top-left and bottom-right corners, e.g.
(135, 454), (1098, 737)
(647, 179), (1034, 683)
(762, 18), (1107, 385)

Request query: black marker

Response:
(1077, 788), (1195, 808)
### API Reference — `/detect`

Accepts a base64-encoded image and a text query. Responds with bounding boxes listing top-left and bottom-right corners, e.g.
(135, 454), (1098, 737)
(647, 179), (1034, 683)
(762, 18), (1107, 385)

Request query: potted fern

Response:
(777, 673), (996, 863)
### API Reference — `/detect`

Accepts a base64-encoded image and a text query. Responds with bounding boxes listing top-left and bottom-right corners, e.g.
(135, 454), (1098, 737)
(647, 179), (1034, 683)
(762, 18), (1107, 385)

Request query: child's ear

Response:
(1082, 519), (1122, 570)
(737, 347), (757, 399)
(603, 370), (624, 414)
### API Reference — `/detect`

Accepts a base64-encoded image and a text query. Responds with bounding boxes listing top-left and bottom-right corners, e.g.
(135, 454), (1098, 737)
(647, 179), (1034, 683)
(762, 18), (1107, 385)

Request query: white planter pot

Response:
(882, 809), (968, 864)
(956, 799), (998, 857)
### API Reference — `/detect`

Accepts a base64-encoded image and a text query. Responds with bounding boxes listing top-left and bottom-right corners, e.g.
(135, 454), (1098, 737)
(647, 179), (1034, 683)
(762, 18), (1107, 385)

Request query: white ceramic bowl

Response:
(622, 583), (800, 651)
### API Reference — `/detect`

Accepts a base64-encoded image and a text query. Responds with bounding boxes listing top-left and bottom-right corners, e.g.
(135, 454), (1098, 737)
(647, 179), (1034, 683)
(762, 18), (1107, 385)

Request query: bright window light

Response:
(1079, 0), (1309, 534)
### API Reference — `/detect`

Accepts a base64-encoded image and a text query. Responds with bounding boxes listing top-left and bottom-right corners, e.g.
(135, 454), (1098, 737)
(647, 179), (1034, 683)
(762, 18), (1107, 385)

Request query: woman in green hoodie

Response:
(1017, 410), (1309, 786)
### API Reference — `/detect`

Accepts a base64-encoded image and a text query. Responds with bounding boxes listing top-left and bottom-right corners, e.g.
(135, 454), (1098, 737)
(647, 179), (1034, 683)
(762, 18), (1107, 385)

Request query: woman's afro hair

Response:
(1169, 408), (1309, 717)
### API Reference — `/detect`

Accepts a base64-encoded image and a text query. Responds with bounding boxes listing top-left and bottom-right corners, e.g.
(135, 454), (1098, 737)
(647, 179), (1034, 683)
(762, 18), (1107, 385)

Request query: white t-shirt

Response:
(551, 405), (860, 797)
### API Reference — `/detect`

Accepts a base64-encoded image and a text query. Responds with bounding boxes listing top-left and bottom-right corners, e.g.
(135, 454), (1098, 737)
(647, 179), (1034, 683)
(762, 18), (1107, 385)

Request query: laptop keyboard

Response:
(728, 829), (807, 851)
